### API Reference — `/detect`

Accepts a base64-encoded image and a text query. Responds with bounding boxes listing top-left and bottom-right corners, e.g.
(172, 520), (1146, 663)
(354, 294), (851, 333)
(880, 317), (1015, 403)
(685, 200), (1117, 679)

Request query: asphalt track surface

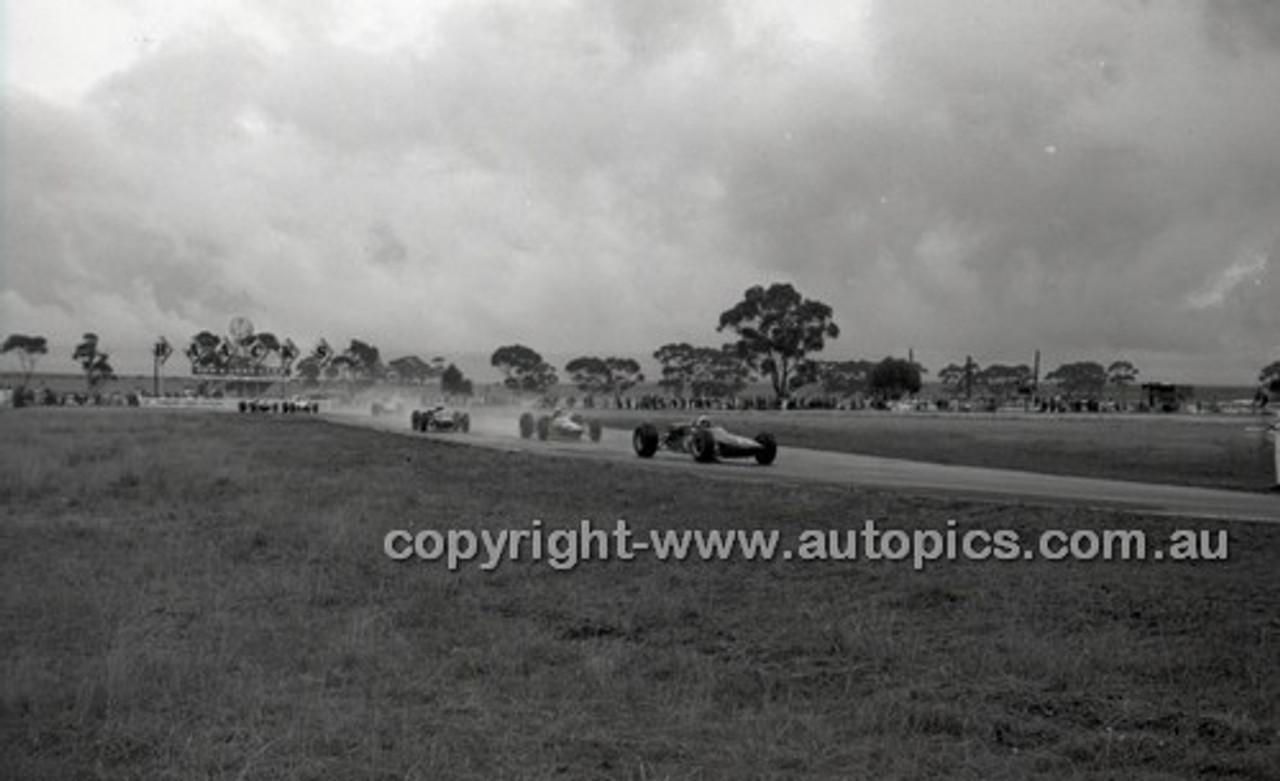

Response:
(327, 409), (1280, 524)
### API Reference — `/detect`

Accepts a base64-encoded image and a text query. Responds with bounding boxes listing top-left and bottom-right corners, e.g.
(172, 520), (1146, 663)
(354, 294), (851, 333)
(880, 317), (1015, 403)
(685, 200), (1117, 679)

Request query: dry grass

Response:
(1, 408), (1277, 780)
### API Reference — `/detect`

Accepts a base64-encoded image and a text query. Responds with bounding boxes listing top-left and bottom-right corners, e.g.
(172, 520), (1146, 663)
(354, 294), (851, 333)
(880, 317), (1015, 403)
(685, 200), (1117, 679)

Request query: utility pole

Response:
(1270, 418), (1279, 491)
(908, 347), (916, 400)
(1030, 349), (1041, 411)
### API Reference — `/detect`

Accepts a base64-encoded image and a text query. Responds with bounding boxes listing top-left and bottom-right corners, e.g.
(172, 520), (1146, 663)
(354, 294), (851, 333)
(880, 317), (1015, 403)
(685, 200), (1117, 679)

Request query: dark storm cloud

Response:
(365, 221), (408, 268)
(3, 0), (1277, 381)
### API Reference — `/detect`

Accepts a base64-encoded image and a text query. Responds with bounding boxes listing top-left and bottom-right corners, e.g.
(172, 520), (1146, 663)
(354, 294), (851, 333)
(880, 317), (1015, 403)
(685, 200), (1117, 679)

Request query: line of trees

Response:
(931, 359), (1143, 403)
(185, 319), (300, 378)
(0, 323), (481, 398)
(0, 332), (117, 394)
(4, 286), (1277, 406)
(488, 283), (837, 401)
(1, 332), (116, 393)
(492, 282), (846, 402)
(181, 318), (478, 395)
(287, 339), (475, 395)
(483, 283), (1222, 406)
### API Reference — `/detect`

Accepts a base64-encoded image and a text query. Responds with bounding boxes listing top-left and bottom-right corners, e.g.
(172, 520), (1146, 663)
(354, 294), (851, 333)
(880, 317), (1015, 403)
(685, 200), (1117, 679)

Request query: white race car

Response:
(519, 409), (603, 442)
(284, 396), (320, 413)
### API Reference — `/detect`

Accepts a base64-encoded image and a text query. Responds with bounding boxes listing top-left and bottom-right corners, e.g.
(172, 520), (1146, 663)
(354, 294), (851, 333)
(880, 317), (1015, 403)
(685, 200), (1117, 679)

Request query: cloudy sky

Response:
(3, 0), (1278, 384)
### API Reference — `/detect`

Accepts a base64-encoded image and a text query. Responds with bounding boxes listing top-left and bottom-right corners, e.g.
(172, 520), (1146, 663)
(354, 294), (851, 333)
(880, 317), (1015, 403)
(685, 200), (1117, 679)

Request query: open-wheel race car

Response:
(633, 416), (777, 465)
(519, 409), (603, 442)
(411, 404), (470, 433)
(239, 396), (319, 414)
(284, 396), (321, 413)
(240, 398), (278, 413)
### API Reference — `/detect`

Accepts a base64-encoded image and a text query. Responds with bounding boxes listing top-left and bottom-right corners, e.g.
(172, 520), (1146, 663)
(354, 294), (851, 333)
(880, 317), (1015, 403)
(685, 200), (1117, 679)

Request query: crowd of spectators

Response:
(5, 385), (142, 407)
(6, 382), (1266, 416)
(527, 391), (1263, 415)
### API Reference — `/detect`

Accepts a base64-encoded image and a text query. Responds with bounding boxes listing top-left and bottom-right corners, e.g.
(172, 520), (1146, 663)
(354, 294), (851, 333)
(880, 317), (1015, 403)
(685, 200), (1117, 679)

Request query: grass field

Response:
(1, 409), (1277, 780)
(10, 369), (1273, 492)
(587, 409), (1278, 493)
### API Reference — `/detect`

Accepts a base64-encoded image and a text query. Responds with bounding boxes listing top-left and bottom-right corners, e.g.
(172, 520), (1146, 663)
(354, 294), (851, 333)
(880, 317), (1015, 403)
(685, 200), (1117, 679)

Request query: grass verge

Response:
(1, 408), (1277, 780)
(585, 408), (1278, 492)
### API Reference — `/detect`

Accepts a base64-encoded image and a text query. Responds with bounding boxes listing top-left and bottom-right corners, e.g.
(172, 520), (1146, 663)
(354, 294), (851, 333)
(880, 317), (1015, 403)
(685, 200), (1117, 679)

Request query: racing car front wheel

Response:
(519, 412), (535, 439)
(459, 414), (471, 433)
(754, 432), (778, 466)
(633, 424), (659, 458)
(411, 410), (423, 432)
(588, 420), (603, 442)
(536, 416), (551, 441)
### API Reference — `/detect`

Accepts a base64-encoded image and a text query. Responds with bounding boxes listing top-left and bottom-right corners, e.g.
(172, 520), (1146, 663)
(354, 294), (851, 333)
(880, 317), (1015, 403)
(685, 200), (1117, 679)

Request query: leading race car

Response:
(411, 404), (471, 433)
(633, 415), (777, 465)
(519, 409), (603, 442)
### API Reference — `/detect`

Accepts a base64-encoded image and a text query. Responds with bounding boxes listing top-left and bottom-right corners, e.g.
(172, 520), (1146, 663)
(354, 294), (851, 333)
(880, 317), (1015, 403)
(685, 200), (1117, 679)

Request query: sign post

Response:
(1272, 419), (1279, 491)
(153, 337), (173, 396)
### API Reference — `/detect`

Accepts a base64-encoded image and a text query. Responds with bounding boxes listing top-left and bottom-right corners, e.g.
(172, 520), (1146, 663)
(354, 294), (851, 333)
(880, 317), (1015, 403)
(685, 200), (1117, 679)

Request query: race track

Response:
(329, 409), (1280, 523)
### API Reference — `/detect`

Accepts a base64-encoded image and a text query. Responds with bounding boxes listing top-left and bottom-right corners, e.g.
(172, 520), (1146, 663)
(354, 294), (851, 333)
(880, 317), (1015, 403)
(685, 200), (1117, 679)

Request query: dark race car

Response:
(240, 398), (279, 413)
(239, 396), (319, 414)
(411, 404), (471, 433)
(519, 409), (603, 442)
(633, 415), (777, 465)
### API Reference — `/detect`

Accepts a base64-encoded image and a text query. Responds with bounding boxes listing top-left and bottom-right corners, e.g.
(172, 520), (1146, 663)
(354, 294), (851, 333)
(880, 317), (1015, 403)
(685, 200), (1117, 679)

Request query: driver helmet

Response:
(694, 415), (711, 428)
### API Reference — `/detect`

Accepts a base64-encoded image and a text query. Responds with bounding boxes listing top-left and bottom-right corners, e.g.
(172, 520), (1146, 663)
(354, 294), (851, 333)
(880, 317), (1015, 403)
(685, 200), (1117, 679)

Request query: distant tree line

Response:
(482, 281), (1255, 407)
(179, 318), (476, 396)
(4, 287), (1277, 410)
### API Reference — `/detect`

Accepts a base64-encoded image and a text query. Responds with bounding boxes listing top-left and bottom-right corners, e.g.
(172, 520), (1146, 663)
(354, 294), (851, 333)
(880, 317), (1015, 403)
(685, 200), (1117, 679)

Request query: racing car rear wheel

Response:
(633, 424), (659, 458)
(411, 410), (423, 431)
(691, 428), (718, 463)
(536, 416), (551, 441)
(519, 412), (535, 439)
(588, 419), (603, 442)
(754, 432), (778, 466)
(459, 413), (471, 433)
